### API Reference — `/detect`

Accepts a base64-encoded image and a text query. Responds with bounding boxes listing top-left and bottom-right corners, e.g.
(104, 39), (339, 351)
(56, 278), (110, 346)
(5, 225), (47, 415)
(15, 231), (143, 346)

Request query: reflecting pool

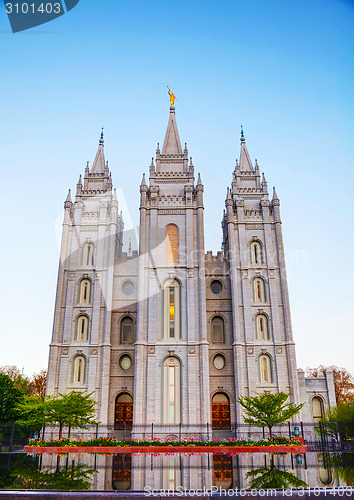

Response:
(0, 451), (352, 491)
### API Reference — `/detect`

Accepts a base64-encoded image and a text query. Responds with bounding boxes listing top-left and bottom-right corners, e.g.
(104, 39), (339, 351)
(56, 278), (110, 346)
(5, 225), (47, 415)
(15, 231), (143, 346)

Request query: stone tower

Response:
(221, 127), (300, 422)
(133, 105), (211, 434)
(46, 131), (124, 427)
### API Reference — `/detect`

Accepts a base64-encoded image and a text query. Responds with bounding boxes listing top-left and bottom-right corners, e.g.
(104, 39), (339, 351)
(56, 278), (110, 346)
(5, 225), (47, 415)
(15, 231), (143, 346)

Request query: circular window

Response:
(210, 280), (222, 295)
(213, 354), (226, 370)
(119, 354), (132, 371)
(122, 280), (134, 296)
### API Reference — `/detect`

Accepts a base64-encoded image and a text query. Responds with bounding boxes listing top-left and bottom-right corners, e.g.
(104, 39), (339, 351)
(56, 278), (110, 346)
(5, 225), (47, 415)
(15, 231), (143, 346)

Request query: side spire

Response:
(162, 106), (182, 154)
(92, 128), (106, 173)
(239, 125), (253, 171)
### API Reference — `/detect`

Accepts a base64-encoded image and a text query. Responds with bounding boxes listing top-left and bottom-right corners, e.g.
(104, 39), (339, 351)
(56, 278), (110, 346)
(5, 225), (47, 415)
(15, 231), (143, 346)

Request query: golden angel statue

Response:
(167, 86), (177, 106)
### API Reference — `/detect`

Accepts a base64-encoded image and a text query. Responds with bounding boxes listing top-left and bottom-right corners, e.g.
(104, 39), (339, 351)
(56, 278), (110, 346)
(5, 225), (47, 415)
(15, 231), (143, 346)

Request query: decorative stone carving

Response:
(148, 347), (155, 354)
(62, 347), (69, 356)
(90, 347), (98, 355)
(247, 347), (254, 355)
(188, 347), (195, 354)
(276, 347), (283, 354)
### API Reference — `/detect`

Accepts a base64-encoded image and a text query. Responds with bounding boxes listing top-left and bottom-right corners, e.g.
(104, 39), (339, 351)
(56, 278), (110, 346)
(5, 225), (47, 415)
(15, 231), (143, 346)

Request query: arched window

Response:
(163, 279), (180, 339)
(165, 224), (179, 264)
(79, 279), (91, 305)
(259, 354), (273, 384)
(120, 316), (134, 344)
(73, 355), (86, 385)
(250, 240), (263, 265)
(253, 277), (266, 303)
(75, 315), (89, 342)
(82, 242), (94, 266)
(256, 314), (269, 340)
(212, 392), (231, 429)
(163, 357), (181, 424)
(114, 393), (133, 430)
(312, 396), (324, 422)
(211, 316), (225, 343)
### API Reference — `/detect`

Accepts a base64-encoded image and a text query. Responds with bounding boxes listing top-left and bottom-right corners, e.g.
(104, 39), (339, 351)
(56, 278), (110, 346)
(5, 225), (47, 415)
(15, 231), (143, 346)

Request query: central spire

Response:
(162, 106), (183, 155)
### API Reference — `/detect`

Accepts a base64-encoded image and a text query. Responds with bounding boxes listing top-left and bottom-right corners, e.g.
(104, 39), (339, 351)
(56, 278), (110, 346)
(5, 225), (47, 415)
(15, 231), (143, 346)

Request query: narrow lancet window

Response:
(79, 279), (91, 305)
(253, 278), (266, 303)
(250, 241), (263, 265)
(259, 354), (272, 383)
(166, 224), (179, 264)
(164, 279), (180, 339)
(256, 314), (269, 340)
(76, 315), (89, 341)
(82, 242), (94, 266)
(73, 355), (86, 385)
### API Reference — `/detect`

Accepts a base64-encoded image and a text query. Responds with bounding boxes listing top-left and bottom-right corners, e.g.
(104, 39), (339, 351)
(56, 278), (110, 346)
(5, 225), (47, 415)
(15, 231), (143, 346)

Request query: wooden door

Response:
(212, 393), (230, 429)
(115, 394), (133, 430)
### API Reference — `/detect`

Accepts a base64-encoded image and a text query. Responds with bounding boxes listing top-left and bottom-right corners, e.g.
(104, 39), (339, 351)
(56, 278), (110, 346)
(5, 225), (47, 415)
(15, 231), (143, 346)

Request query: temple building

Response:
(46, 103), (336, 453)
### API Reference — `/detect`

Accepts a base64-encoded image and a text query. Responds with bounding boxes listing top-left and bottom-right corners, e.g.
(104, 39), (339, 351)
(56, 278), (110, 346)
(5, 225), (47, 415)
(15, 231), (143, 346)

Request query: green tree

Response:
(12, 464), (95, 490)
(246, 464), (307, 489)
(321, 400), (354, 441)
(0, 374), (24, 424)
(17, 391), (99, 439)
(238, 392), (305, 438)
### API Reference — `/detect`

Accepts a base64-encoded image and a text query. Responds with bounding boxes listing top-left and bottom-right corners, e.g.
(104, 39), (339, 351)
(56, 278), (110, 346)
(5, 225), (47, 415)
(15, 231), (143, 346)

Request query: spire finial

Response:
(99, 127), (104, 145)
(167, 86), (177, 106)
(241, 125), (245, 143)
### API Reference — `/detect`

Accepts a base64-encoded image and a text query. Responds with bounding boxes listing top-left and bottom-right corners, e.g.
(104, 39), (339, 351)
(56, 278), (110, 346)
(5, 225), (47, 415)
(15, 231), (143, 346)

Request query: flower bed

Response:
(24, 436), (307, 455)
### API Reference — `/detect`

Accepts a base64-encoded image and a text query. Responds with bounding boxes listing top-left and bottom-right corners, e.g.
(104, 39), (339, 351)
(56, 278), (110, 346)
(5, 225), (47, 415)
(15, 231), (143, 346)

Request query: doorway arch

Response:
(114, 393), (133, 430)
(212, 392), (231, 429)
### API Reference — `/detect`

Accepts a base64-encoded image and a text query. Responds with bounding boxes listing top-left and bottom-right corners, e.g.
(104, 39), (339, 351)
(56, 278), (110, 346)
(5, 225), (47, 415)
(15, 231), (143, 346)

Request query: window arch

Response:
(120, 316), (134, 344)
(259, 354), (273, 384)
(212, 392), (231, 429)
(250, 240), (263, 265)
(79, 278), (91, 305)
(82, 242), (94, 266)
(163, 279), (180, 340)
(163, 357), (181, 424)
(211, 316), (225, 343)
(312, 396), (324, 422)
(253, 277), (266, 303)
(114, 393), (133, 430)
(75, 315), (89, 342)
(165, 224), (179, 264)
(255, 314), (269, 340)
(72, 355), (86, 385)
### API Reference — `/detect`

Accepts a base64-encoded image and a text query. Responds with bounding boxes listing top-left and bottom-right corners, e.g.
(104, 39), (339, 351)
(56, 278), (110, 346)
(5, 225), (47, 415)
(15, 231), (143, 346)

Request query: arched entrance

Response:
(212, 392), (230, 429)
(114, 393), (133, 430)
(213, 454), (233, 488)
(112, 454), (131, 490)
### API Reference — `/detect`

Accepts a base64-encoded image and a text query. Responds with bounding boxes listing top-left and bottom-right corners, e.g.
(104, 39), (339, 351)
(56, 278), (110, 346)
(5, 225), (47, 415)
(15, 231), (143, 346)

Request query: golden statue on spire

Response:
(167, 86), (177, 106)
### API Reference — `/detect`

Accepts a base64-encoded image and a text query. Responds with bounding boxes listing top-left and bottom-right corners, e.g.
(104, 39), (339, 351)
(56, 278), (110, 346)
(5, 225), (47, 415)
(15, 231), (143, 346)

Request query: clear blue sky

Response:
(0, 0), (353, 376)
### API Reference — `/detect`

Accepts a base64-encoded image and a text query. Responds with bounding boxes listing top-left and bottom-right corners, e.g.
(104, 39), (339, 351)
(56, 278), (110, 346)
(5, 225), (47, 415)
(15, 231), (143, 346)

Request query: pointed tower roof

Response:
(91, 128), (105, 173)
(162, 106), (182, 154)
(239, 125), (253, 171)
